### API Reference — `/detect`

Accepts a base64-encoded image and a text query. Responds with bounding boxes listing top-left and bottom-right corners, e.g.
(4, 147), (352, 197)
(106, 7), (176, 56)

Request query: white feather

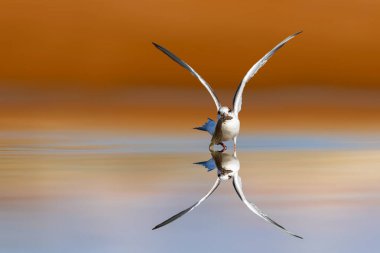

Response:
(153, 42), (221, 110)
(233, 31), (302, 114)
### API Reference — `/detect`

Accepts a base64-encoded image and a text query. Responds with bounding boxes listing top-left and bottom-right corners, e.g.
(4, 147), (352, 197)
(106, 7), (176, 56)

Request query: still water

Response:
(1, 132), (380, 252)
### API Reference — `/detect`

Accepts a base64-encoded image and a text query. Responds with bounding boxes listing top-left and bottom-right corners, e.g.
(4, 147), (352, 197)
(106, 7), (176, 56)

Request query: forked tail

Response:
(194, 118), (216, 135)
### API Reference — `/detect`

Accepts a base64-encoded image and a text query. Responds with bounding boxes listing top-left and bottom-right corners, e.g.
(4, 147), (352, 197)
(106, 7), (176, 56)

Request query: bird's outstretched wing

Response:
(153, 43), (222, 110)
(232, 174), (303, 239)
(152, 178), (221, 230)
(232, 31), (302, 114)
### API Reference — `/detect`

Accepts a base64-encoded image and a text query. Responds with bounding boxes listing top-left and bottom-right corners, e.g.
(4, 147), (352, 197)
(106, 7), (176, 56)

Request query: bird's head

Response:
(218, 106), (233, 119)
(219, 174), (232, 181)
(218, 169), (234, 181)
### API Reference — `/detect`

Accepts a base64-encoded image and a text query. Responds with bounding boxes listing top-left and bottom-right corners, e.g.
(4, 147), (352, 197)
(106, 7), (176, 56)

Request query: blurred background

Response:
(0, 0), (379, 133)
(1, 1), (380, 253)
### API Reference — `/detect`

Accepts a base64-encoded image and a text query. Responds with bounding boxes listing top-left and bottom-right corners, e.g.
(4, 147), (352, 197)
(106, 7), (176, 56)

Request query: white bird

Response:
(153, 151), (303, 239)
(153, 31), (302, 152)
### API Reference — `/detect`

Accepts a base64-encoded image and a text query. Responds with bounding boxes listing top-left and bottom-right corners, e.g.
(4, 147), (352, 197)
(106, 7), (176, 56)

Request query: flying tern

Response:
(153, 31), (302, 152)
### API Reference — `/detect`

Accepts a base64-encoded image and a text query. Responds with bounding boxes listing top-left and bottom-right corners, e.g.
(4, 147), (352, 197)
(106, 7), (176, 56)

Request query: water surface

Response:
(1, 132), (380, 252)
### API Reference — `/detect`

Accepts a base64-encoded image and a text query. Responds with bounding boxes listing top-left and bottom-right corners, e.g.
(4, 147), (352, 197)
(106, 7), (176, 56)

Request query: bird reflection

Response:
(153, 151), (302, 239)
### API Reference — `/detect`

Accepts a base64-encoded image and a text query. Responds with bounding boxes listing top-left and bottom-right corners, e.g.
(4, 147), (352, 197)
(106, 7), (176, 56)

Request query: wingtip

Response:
(152, 42), (160, 48)
(292, 234), (303, 239)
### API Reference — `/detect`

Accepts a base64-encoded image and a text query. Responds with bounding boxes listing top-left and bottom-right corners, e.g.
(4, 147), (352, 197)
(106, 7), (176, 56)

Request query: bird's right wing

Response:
(153, 43), (222, 110)
(152, 178), (221, 230)
(232, 174), (303, 239)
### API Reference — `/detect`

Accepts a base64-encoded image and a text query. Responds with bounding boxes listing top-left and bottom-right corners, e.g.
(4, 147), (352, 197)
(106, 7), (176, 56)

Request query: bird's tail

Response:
(194, 158), (216, 172)
(194, 118), (216, 135)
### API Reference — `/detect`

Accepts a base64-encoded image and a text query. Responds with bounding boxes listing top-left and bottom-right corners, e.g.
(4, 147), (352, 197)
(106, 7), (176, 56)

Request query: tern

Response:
(153, 31), (302, 152)
(152, 151), (303, 239)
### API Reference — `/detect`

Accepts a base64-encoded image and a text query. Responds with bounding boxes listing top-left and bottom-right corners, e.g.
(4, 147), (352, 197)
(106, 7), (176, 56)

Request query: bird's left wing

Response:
(152, 178), (221, 230)
(232, 31), (302, 114)
(153, 43), (222, 110)
(232, 174), (303, 239)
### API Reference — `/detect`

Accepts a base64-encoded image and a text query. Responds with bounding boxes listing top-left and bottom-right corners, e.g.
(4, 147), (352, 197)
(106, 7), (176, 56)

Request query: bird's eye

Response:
(228, 108), (232, 112)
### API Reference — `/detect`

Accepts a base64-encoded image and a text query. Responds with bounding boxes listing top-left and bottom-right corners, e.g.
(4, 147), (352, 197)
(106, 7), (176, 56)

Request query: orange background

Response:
(0, 0), (379, 133)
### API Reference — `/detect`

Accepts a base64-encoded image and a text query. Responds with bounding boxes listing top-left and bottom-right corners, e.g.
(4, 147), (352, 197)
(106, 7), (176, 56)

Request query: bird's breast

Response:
(222, 158), (240, 172)
(221, 117), (240, 140)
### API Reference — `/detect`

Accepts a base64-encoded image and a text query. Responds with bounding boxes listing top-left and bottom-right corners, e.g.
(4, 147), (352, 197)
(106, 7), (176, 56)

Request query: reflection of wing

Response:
(194, 158), (216, 171)
(232, 31), (302, 114)
(232, 175), (303, 239)
(152, 43), (221, 110)
(152, 178), (221, 230)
